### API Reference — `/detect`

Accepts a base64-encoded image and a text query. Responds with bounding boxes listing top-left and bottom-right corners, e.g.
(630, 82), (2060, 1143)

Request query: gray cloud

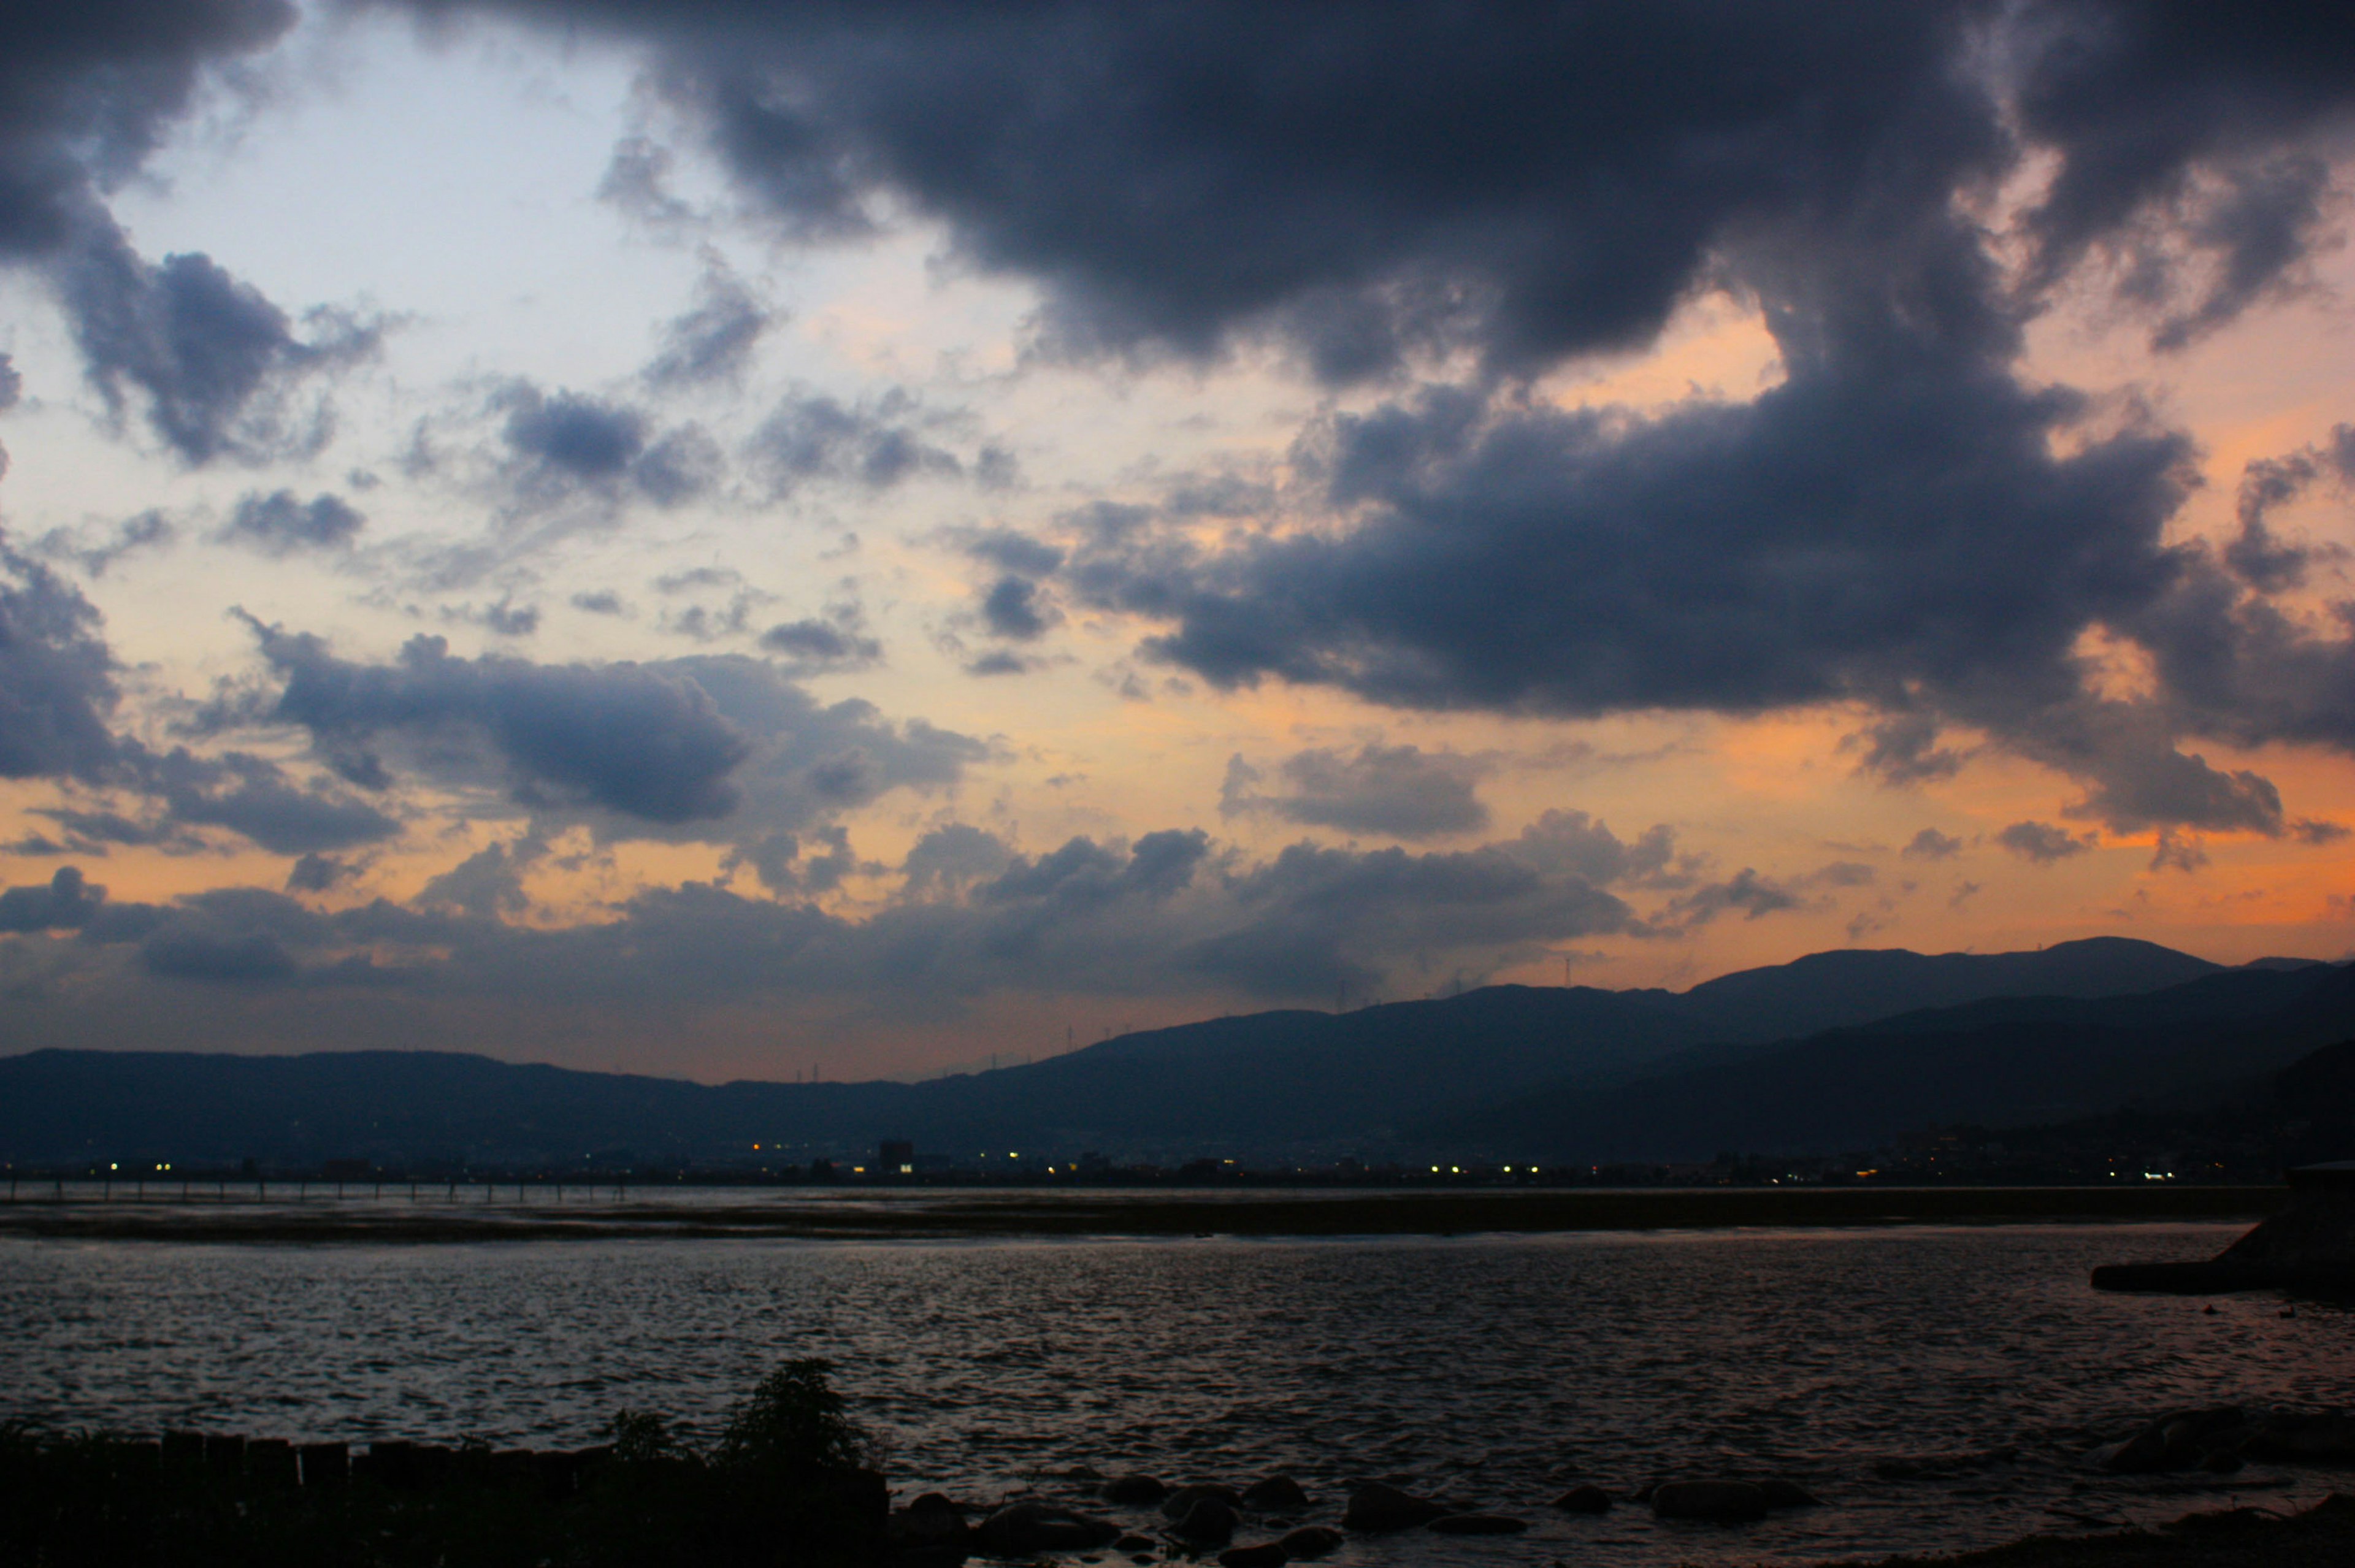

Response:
(747, 388), (960, 497)
(0, 534), (121, 782)
(492, 382), (721, 508)
(1997, 820), (2093, 863)
(0, 865), (105, 932)
(134, 746), (404, 855)
(0, 4), (389, 470)
(140, 926), (299, 984)
(35, 510), (176, 578)
(239, 619), (755, 823)
(1663, 868), (1804, 927)
(1901, 827), (1966, 861)
(959, 528), (1065, 579)
(644, 254), (773, 389)
(2223, 424), (2354, 592)
(57, 220), (377, 464)
(285, 852), (362, 893)
(1220, 743), (1490, 839)
(759, 616), (881, 671)
(219, 489), (366, 555)
(977, 575), (1053, 641)
(218, 621), (986, 852)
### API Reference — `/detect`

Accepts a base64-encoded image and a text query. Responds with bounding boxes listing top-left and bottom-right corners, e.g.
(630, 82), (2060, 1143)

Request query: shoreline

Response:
(0, 1184), (2283, 1244)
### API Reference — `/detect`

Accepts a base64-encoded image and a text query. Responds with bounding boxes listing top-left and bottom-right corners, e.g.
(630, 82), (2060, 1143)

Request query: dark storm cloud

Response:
(0, 865), (105, 932)
(1116, 349), (2188, 709)
(1997, 820), (2092, 863)
(1220, 743), (1491, 839)
(218, 490), (366, 555)
(394, 2), (2351, 383)
(0, 3), (294, 260)
(0, 535), (121, 782)
(643, 256), (773, 389)
(746, 389), (959, 497)
(372, 0), (2355, 834)
(445, 0), (2004, 380)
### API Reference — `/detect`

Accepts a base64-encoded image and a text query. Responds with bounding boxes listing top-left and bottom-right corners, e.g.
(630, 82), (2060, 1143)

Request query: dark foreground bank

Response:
(0, 1183), (2285, 1244)
(0, 1363), (887, 1568)
(1863, 1494), (2355, 1568)
(10, 1354), (2354, 1568)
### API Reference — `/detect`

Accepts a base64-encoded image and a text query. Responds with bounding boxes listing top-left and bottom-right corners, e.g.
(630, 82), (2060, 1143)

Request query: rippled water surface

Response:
(4, 1222), (2350, 1566)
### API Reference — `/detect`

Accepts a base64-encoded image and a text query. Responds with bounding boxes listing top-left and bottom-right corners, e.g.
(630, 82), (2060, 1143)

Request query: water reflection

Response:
(2, 1224), (2348, 1568)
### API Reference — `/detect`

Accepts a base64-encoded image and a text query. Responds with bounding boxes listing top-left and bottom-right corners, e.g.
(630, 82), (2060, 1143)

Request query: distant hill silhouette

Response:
(1423, 962), (2355, 1162)
(0, 936), (2315, 1166)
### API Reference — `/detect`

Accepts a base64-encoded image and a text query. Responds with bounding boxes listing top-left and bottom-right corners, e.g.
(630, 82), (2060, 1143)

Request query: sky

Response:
(1, 1), (2353, 1083)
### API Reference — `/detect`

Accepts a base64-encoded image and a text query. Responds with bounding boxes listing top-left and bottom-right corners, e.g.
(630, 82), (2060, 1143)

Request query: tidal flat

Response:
(0, 1181), (2284, 1244)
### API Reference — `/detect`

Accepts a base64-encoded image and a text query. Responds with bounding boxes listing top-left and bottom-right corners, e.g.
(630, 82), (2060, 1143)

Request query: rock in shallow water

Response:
(1241, 1474), (1311, 1511)
(1162, 1482), (1243, 1518)
(1217, 1543), (1290, 1568)
(1428, 1513), (1528, 1535)
(1342, 1482), (1449, 1531)
(1553, 1484), (1612, 1513)
(974, 1501), (1122, 1555)
(1275, 1524), (1344, 1559)
(887, 1497), (971, 1567)
(1651, 1480), (1770, 1523)
(1171, 1496), (1239, 1547)
(1101, 1472), (1168, 1506)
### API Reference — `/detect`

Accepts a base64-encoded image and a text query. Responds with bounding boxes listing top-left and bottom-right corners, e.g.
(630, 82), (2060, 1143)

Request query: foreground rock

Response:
(1343, 1482), (1450, 1531)
(973, 1501), (1121, 1555)
(1553, 1483), (1612, 1512)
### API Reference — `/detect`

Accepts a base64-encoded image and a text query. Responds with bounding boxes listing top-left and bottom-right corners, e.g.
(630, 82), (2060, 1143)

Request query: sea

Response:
(2, 1209), (2349, 1567)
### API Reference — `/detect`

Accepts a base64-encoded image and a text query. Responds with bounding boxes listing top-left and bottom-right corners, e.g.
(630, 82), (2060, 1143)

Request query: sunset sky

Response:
(2, 1), (2353, 1081)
